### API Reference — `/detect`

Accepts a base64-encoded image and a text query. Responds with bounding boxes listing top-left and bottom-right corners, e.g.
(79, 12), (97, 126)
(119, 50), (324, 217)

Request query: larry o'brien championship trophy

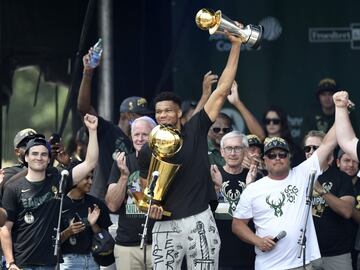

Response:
(195, 8), (263, 49)
(130, 125), (183, 217)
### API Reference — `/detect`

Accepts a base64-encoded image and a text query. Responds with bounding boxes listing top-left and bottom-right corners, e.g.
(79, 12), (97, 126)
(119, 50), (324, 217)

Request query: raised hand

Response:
(87, 204), (101, 226)
(227, 81), (240, 105)
(202, 71), (218, 96)
(84, 114), (98, 131)
(53, 143), (70, 166)
(115, 152), (130, 179)
(210, 164), (223, 192)
(246, 163), (258, 185)
(225, 21), (244, 45)
(333, 91), (349, 108)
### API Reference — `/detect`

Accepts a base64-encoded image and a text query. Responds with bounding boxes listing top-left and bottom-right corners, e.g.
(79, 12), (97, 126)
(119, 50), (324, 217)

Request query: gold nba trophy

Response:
(195, 8), (263, 49)
(129, 125), (183, 217)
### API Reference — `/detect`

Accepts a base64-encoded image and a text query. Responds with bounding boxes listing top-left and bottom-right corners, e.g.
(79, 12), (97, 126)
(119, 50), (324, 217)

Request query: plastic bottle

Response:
(88, 38), (103, 68)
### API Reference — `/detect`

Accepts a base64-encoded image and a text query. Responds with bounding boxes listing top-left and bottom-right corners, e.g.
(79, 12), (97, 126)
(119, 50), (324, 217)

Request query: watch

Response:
(6, 261), (15, 268)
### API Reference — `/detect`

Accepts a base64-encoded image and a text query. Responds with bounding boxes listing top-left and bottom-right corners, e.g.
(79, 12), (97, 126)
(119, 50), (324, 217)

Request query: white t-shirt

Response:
(233, 153), (322, 270)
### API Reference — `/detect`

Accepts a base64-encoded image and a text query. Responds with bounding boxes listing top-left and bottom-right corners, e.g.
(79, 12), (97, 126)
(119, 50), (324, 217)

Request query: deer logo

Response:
(220, 181), (245, 216)
(266, 192), (286, 217)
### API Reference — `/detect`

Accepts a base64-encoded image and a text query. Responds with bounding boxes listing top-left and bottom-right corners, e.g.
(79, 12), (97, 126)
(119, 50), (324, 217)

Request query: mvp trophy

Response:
(129, 125), (183, 217)
(195, 8), (263, 49)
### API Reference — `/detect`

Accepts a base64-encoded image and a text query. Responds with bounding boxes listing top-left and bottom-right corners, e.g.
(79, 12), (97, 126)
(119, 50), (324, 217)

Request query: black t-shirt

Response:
(89, 116), (132, 200)
(61, 194), (112, 254)
(216, 166), (255, 269)
(138, 109), (217, 220)
(2, 171), (73, 267)
(350, 178), (360, 250)
(312, 165), (354, 256)
(108, 152), (154, 246)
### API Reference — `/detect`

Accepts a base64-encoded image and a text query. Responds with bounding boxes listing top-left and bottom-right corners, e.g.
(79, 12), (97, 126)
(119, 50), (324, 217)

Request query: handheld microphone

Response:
(148, 171), (160, 197)
(273, 231), (286, 243)
(59, 170), (69, 195)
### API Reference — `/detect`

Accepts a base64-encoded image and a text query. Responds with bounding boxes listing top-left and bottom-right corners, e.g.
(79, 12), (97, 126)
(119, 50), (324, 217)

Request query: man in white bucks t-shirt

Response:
(232, 132), (337, 270)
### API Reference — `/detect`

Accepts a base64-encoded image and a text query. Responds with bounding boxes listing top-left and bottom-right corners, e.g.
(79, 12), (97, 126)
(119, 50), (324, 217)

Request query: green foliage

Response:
(2, 66), (72, 164)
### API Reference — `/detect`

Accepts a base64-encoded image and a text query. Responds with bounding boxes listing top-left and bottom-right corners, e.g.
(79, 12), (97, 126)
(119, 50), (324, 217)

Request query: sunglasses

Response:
(212, 127), (232, 134)
(265, 118), (281, 125)
(303, 145), (319, 153)
(223, 146), (244, 154)
(266, 151), (288, 160)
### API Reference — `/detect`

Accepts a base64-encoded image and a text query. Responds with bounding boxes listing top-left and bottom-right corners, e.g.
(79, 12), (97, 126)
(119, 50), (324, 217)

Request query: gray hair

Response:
(220, 131), (249, 148)
(131, 116), (157, 134)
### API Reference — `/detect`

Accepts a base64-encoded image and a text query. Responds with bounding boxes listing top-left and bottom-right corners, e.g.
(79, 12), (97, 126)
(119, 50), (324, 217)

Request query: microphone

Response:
(306, 169), (317, 204)
(273, 231), (286, 243)
(148, 171), (160, 197)
(59, 170), (69, 195)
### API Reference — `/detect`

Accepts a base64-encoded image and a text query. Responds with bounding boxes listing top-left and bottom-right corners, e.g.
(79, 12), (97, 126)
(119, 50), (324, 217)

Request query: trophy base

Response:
(128, 190), (171, 217)
(247, 24), (263, 49)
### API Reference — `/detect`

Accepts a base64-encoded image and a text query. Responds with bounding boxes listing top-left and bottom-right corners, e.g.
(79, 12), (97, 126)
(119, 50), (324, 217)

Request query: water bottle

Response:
(88, 38), (103, 68)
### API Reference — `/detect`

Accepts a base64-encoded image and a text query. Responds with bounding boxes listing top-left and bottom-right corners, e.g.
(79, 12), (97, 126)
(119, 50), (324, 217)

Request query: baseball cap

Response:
(317, 78), (337, 95)
(24, 137), (51, 155)
(264, 137), (290, 154)
(119, 96), (151, 115)
(246, 134), (263, 148)
(13, 128), (37, 149)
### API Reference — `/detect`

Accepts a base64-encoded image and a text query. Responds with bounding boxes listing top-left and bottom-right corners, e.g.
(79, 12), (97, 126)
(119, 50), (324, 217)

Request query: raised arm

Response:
(77, 50), (98, 117)
(333, 91), (359, 161)
(227, 81), (265, 140)
(192, 71), (219, 117)
(105, 152), (130, 212)
(204, 29), (242, 122)
(314, 125), (337, 171)
(72, 114), (99, 184)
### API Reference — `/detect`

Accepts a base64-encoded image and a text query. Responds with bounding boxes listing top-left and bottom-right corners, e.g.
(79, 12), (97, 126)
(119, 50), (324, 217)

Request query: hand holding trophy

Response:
(195, 8), (263, 49)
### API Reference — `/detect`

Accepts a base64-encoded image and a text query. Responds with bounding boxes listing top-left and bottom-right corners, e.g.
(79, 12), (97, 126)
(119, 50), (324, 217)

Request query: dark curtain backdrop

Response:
(171, 0), (360, 143)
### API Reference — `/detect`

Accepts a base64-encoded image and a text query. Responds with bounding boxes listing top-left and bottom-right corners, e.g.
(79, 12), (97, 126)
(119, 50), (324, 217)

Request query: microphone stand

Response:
(140, 196), (153, 270)
(298, 171), (316, 269)
(140, 171), (159, 270)
(54, 172), (68, 270)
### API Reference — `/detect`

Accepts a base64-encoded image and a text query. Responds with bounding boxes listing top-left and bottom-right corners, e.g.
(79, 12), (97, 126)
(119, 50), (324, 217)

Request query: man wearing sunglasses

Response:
(232, 130), (337, 270)
(303, 130), (354, 270)
(208, 113), (233, 167)
(1, 114), (99, 270)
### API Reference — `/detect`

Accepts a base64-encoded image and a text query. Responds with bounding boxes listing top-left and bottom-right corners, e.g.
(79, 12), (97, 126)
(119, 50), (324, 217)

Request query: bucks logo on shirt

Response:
(265, 185), (299, 217)
(126, 170), (145, 218)
(312, 182), (332, 217)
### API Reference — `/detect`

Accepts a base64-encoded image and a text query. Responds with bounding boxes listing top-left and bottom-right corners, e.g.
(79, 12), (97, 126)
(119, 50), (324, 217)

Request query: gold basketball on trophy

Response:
(129, 125), (183, 217)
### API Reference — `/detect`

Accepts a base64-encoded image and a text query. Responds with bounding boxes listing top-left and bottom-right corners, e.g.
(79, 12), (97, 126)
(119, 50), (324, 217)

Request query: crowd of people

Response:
(1, 27), (360, 270)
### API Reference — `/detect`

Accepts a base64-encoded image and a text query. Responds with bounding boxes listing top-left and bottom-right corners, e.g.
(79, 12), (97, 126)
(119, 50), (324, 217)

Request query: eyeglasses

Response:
(303, 145), (319, 153)
(265, 151), (288, 160)
(265, 118), (281, 125)
(212, 127), (232, 134)
(223, 146), (244, 154)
